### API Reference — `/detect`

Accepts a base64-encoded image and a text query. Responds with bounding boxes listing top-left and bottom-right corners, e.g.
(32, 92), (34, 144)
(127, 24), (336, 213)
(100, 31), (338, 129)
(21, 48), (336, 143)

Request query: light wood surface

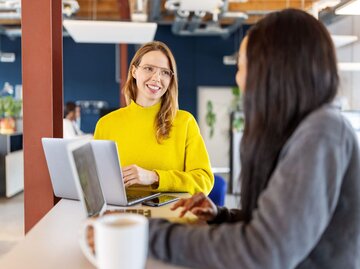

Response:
(0, 194), (192, 269)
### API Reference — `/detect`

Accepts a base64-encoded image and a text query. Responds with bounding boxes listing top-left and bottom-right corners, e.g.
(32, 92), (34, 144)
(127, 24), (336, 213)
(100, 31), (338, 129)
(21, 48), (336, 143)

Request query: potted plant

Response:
(230, 86), (244, 132)
(0, 96), (22, 134)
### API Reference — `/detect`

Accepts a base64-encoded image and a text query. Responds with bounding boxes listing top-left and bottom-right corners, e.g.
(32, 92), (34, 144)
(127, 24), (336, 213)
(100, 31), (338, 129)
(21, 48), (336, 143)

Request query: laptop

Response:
(42, 137), (160, 206)
(67, 139), (152, 217)
(42, 138), (85, 200)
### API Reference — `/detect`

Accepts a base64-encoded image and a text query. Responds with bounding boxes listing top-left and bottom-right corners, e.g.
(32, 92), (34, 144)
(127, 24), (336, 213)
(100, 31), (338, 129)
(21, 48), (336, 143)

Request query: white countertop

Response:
(0, 194), (192, 269)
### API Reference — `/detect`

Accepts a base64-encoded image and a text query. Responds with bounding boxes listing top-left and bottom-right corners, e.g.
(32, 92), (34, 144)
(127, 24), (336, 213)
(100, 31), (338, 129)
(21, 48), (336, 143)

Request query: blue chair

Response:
(208, 174), (227, 206)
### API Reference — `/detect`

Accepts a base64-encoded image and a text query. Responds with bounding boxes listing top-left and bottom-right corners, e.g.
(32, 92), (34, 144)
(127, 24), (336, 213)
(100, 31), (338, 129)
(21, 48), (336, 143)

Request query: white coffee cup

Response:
(79, 213), (148, 269)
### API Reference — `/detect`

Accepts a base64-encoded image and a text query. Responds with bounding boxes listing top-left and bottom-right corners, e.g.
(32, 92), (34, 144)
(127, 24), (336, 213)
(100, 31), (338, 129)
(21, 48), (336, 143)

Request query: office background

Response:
(0, 25), (248, 132)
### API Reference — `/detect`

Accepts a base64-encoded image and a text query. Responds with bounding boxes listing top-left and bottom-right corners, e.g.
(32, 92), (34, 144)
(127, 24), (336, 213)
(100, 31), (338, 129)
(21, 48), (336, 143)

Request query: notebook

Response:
(42, 138), (160, 206)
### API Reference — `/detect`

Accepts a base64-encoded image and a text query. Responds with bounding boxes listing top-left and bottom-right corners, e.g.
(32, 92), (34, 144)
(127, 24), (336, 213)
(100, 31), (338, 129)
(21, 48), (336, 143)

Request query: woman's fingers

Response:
(183, 193), (206, 210)
(191, 207), (210, 215)
(122, 165), (134, 173)
(171, 193), (216, 219)
(123, 174), (137, 183)
(122, 165), (140, 178)
(171, 194), (202, 210)
(122, 166), (139, 184)
(122, 166), (135, 177)
(171, 199), (186, 210)
(124, 178), (139, 187)
(122, 165), (156, 186)
(176, 199), (195, 217)
(177, 193), (206, 217)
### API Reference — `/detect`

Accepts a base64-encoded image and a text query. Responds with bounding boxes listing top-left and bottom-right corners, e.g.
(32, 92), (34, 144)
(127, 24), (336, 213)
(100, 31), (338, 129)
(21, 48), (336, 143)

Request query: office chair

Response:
(208, 174), (227, 206)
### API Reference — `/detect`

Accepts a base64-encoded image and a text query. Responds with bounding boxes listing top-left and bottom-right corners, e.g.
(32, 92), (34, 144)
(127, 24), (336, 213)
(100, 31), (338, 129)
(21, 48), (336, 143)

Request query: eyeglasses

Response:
(137, 64), (173, 80)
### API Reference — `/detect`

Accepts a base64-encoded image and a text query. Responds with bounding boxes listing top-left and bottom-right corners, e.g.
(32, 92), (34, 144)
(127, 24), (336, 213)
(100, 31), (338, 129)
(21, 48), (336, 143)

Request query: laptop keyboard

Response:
(105, 208), (152, 218)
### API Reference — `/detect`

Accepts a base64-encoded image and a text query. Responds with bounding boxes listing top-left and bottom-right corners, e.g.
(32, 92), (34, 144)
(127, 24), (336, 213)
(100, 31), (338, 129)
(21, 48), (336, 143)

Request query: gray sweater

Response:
(148, 105), (360, 269)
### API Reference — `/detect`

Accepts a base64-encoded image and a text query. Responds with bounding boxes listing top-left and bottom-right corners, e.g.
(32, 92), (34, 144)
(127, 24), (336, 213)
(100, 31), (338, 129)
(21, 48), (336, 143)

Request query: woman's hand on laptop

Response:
(122, 164), (159, 187)
(171, 193), (218, 221)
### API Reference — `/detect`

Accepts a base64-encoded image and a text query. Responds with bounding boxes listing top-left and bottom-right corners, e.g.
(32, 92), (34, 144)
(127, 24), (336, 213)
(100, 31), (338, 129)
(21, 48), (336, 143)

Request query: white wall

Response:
(327, 16), (360, 109)
(197, 86), (233, 169)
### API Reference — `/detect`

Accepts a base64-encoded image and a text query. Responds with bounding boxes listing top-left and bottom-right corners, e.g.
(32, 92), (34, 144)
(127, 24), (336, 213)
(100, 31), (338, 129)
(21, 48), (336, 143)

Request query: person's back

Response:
(279, 105), (360, 269)
(147, 8), (360, 269)
(149, 104), (360, 269)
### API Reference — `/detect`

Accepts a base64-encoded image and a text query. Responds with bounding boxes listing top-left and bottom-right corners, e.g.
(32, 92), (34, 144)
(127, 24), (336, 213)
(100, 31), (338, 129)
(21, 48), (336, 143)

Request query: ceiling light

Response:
(63, 20), (157, 44)
(335, 0), (360, 15)
(331, 35), (358, 48)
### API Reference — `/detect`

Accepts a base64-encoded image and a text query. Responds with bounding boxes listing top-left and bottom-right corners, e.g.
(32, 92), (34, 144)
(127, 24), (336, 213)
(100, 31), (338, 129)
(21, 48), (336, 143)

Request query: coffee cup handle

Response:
(79, 218), (98, 267)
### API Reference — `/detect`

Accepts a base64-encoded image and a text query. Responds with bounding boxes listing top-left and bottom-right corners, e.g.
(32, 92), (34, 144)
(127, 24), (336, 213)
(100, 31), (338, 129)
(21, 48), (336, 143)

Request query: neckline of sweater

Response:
(129, 99), (161, 112)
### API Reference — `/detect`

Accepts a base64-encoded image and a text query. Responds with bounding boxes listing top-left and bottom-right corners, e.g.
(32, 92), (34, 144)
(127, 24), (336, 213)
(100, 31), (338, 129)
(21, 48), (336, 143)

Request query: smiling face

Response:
(131, 50), (172, 107)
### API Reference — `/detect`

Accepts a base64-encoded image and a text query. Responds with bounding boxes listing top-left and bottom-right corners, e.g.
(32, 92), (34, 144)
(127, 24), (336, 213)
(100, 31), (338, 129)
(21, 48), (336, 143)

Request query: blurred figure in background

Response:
(63, 101), (92, 139)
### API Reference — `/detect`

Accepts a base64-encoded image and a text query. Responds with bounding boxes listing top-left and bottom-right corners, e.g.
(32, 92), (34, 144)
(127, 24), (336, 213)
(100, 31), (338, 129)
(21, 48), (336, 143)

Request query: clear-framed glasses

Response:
(137, 64), (173, 80)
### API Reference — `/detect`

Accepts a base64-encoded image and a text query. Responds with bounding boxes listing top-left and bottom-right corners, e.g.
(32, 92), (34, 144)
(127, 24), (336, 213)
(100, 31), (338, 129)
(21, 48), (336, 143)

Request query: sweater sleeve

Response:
(148, 128), (350, 269)
(208, 207), (245, 224)
(154, 116), (214, 195)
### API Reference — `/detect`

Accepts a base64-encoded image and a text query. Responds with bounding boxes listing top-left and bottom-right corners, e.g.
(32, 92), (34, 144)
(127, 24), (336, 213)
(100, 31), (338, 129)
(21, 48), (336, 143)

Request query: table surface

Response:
(0, 194), (192, 269)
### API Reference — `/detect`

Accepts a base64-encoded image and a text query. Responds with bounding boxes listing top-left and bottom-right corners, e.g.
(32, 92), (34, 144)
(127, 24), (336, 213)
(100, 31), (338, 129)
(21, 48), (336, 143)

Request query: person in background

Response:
(75, 104), (82, 130)
(94, 41), (213, 194)
(148, 9), (360, 269)
(63, 101), (92, 139)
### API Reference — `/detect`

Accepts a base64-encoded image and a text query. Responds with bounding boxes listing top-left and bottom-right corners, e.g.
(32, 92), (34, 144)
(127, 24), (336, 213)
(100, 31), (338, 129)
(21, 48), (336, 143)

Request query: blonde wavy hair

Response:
(123, 41), (179, 143)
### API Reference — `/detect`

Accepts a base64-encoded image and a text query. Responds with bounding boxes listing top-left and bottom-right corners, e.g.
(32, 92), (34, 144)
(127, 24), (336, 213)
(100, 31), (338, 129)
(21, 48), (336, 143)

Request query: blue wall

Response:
(0, 25), (242, 133)
(63, 39), (119, 132)
(0, 35), (22, 88)
(146, 26), (238, 116)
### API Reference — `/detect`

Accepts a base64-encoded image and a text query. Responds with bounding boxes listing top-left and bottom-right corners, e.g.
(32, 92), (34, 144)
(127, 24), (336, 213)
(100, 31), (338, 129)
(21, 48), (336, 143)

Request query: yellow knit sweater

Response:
(94, 100), (214, 195)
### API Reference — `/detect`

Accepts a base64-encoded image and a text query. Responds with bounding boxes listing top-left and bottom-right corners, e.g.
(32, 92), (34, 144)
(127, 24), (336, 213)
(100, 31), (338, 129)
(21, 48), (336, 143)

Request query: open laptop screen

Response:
(72, 143), (105, 217)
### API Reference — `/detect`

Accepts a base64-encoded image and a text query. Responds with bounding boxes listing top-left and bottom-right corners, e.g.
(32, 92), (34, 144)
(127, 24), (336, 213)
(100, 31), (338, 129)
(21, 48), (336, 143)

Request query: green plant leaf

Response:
(205, 100), (216, 139)
(0, 96), (22, 118)
(232, 86), (240, 96)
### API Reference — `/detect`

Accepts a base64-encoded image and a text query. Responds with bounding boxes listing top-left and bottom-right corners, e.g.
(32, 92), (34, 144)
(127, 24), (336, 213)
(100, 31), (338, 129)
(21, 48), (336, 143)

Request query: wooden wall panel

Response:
(229, 0), (316, 11)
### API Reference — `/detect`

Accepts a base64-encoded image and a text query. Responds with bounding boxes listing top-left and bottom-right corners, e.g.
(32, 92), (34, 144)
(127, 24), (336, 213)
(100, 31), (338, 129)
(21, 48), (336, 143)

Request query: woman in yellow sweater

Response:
(94, 41), (214, 195)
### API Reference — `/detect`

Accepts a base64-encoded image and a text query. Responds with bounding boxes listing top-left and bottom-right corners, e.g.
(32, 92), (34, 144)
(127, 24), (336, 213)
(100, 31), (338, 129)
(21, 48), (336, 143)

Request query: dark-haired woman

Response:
(148, 9), (360, 269)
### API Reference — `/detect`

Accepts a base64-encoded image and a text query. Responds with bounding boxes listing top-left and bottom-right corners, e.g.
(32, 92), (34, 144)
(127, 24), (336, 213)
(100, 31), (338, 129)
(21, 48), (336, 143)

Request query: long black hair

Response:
(240, 9), (339, 222)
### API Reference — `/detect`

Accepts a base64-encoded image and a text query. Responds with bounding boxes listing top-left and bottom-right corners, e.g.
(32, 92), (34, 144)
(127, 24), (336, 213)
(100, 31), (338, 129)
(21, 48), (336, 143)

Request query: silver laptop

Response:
(42, 138), (85, 200)
(42, 138), (160, 206)
(90, 139), (160, 206)
(67, 140), (153, 217)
